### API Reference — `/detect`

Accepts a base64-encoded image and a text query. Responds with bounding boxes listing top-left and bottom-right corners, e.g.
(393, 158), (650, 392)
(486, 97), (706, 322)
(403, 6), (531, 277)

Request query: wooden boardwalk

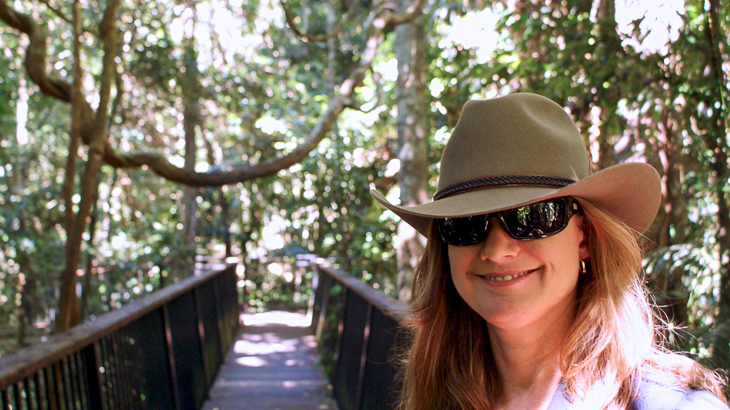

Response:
(202, 311), (338, 410)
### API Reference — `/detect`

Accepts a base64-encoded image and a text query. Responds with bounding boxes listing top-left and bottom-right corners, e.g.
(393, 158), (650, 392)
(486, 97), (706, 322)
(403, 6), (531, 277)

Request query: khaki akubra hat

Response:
(371, 93), (661, 237)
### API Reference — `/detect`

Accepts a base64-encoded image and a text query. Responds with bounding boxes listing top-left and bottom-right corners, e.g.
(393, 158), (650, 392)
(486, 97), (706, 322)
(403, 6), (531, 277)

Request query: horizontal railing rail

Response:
(309, 258), (409, 410)
(0, 261), (240, 410)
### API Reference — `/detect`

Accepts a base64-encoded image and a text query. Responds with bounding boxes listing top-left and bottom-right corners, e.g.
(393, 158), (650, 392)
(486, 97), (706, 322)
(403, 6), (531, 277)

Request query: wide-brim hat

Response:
(371, 93), (661, 237)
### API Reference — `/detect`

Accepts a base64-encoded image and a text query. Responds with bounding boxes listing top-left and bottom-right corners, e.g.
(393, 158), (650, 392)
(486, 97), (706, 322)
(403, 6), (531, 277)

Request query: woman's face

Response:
(448, 214), (589, 332)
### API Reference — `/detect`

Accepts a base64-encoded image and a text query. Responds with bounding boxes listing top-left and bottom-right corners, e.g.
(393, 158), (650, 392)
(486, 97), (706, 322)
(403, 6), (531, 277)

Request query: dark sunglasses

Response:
(437, 197), (580, 246)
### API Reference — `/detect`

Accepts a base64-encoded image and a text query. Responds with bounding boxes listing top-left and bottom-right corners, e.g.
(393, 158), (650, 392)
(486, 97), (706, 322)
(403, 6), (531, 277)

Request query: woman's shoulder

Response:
(633, 378), (729, 410)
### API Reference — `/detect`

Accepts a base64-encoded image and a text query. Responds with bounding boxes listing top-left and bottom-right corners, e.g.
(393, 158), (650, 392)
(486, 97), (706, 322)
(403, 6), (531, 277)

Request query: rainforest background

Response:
(1, 0), (730, 380)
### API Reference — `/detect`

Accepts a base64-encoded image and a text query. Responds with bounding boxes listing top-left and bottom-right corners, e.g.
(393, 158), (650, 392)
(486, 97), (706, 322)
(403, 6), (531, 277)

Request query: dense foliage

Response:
(1, 0), (729, 379)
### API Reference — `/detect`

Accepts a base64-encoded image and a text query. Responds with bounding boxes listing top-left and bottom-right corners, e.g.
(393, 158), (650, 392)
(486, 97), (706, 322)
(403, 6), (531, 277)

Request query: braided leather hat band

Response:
(433, 175), (576, 201)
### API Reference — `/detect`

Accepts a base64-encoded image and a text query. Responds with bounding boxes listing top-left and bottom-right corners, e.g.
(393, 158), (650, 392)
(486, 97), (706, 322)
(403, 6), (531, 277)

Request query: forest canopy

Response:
(1, 0), (730, 378)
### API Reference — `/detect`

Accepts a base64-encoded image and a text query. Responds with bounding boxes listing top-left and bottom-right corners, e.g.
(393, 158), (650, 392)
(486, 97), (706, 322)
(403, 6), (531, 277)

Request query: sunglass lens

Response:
(437, 198), (572, 245)
(438, 214), (489, 246)
(501, 199), (566, 239)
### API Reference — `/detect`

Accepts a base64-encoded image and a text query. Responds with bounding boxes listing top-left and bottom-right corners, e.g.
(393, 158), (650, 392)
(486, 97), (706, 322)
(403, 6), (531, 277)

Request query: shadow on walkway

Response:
(202, 311), (338, 410)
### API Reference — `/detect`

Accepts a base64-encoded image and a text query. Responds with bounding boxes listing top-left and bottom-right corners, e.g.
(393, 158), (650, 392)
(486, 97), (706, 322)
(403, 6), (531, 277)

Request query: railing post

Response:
(103, 335), (119, 409)
(52, 362), (64, 409)
(193, 287), (210, 392)
(1, 388), (7, 410)
(308, 263), (320, 328)
(13, 382), (21, 410)
(44, 365), (57, 410)
(82, 343), (105, 410)
(354, 303), (373, 410)
(332, 287), (349, 370)
(227, 265), (240, 344)
(230, 265), (241, 332)
(64, 356), (77, 409)
(33, 372), (42, 410)
(162, 304), (182, 410)
(212, 274), (228, 361)
(315, 269), (331, 343)
(69, 353), (82, 408)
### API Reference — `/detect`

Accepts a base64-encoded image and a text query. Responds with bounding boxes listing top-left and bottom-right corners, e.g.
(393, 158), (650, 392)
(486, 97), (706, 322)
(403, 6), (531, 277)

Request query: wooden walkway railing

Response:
(0, 262), (239, 410)
(309, 257), (409, 410)
(0, 256), (410, 410)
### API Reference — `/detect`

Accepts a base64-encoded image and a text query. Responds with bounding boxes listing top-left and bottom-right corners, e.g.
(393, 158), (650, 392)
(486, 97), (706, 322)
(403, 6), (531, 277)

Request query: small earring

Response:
(580, 260), (587, 275)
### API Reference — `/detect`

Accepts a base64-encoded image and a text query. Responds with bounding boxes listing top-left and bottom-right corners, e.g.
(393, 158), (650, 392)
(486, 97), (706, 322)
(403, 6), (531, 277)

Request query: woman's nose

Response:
(479, 217), (520, 261)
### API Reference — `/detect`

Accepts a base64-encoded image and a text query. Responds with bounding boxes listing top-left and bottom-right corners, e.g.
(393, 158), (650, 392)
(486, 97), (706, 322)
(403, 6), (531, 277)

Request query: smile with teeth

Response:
(482, 270), (534, 282)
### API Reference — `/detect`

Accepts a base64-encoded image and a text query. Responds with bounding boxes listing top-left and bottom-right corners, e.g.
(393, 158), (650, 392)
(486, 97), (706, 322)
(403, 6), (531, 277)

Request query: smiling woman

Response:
(371, 93), (730, 409)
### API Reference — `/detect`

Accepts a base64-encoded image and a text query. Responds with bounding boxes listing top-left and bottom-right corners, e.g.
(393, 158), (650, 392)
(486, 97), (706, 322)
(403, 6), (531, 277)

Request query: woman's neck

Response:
(487, 299), (576, 410)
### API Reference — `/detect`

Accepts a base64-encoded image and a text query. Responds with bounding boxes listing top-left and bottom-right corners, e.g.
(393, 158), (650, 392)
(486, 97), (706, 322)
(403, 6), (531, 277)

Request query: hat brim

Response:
(371, 162), (661, 237)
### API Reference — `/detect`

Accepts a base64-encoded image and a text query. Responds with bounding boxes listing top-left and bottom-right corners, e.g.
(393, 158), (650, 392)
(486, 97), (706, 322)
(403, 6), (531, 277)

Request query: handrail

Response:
(317, 263), (409, 322)
(0, 262), (235, 389)
(0, 261), (241, 410)
(310, 259), (410, 410)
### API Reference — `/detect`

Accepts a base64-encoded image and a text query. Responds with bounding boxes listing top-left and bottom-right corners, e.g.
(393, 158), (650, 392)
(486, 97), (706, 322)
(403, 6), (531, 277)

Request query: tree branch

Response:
(0, 0), (31, 32)
(1, 0), (423, 187)
(112, 9), (393, 186)
(386, 0), (427, 25)
(247, 121), (287, 151)
(347, 70), (384, 113)
(38, 0), (70, 24)
(280, 0), (359, 43)
(0, 1), (68, 100)
(0, 1), (130, 167)
(37, 0), (99, 36)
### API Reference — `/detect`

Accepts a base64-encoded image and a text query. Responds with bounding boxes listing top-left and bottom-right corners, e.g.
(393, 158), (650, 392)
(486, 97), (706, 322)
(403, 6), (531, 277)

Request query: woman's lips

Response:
(480, 269), (536, 283)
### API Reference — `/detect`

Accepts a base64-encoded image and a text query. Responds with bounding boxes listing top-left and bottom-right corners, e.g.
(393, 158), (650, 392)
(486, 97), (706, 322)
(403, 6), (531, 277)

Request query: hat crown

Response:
(438, 94), (590, 191)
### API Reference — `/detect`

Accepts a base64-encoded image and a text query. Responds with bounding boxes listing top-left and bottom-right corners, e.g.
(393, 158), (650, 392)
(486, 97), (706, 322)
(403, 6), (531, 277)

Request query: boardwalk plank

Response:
(202, 311), (338, 410)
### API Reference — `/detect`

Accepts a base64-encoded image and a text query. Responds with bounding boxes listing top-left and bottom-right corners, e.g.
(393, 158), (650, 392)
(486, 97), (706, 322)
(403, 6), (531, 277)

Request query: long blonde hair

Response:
(397, 199), (727, 409)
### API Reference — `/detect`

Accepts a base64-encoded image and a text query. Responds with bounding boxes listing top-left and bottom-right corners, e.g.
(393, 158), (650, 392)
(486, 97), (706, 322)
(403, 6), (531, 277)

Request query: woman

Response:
(371, 93), (728, 409)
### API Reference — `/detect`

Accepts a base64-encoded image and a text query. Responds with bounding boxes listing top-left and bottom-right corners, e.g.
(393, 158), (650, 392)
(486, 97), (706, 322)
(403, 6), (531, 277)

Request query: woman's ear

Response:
(577, 215), (591, 261)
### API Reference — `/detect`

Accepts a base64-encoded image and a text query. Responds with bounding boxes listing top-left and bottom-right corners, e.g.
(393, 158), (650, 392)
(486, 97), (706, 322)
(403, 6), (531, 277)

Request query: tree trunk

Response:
(595, 118), (615, 171)
(394, 0), (428, 303)
(181, 33), (202, 250)
(652, 106), (690, 346)
(655, 107), (689, 247)
(204, 132), (230, 257)
(12, 75), (32, 345)
(315, 187), (326, 255)
(80, 182), (101, 318)
(593, 0), (618, 173)
(16, 250), (35, 348)
(241, 182), (264, 296)
(56, 0), (120, 332)
(706, 0), (730, 373)
(57, 0), (84, 331)
(221, 191), (232, 257)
